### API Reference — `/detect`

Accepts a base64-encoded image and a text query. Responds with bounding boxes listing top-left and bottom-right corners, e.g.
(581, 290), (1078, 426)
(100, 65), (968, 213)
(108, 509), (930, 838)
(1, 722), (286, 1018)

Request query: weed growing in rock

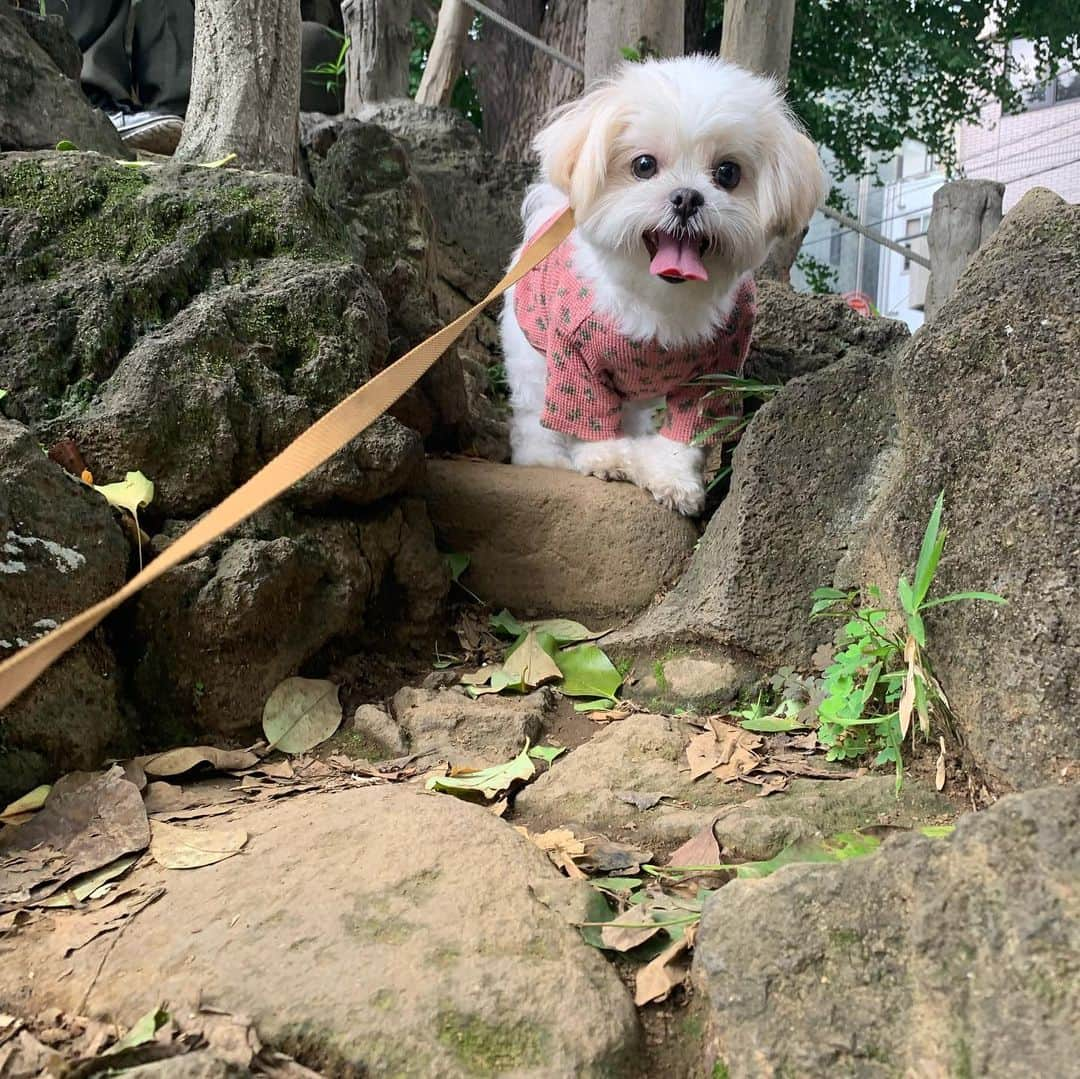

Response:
(809, 493), (1005, 789)
(691, 373), (781, 490)
(306, 29), (349, 103)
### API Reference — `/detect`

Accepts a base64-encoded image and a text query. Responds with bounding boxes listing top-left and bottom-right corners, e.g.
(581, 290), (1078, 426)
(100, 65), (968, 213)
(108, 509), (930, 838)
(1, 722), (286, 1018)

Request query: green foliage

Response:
(795, 252), (839, 295)
(409, 17), (483, 130)
(700, 1), (1080, 179)
(305, 29), (350, 103)
(809, 493), (1005, 789)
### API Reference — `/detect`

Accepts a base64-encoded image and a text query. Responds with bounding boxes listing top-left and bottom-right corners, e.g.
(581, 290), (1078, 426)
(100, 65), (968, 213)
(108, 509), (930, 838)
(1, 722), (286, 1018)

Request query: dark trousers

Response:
(50, 1), (345, 116)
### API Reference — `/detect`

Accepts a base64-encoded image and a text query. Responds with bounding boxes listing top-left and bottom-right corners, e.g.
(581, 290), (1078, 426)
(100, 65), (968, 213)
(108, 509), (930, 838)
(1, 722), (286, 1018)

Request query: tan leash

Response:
(0, 208), (574, 713)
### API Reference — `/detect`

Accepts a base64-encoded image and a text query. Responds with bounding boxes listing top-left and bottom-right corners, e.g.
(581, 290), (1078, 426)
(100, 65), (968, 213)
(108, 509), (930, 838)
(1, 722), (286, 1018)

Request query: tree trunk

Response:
(342, 0), (412, 110)
(415, 0), (471, 107)
(470, 0), (585, 161)
(175, 0), (300, 174)
(719, 0), (796, 83)
(584, 0), (685, 85)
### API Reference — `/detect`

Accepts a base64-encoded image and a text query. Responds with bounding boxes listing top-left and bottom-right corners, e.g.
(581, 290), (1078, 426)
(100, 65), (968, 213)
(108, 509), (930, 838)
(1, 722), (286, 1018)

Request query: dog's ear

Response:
(759, 117), (828, 239)
(534, 84), (624, 213)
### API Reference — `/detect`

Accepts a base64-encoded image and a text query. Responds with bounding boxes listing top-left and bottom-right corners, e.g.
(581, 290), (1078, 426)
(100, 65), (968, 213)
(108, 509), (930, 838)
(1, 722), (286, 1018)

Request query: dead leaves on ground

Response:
(683, 715), (861, 796)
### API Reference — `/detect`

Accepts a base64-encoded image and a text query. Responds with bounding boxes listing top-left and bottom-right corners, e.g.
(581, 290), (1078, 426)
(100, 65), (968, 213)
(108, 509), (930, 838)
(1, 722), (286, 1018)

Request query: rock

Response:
(693, 784), (1080, 1078)
(2, 786), (642, 1076)
(513, 713), (740, 850)
(7, 8), (82, 80)
(613, 351), (898, 666)
(351, 703), (409, 759)
(389, 686), (553, 766)
(0, 418), (129, 803)
(303, 116), (469, 443)
(0, 8), (126, 157)
(123, 1056), (235, 1079)
(130, 500), (447, 740)
(423, 459), (699, 620)
(629, 652), (751, 713)
(744, 278), (909, 385)
(856, 189), (1080, 790)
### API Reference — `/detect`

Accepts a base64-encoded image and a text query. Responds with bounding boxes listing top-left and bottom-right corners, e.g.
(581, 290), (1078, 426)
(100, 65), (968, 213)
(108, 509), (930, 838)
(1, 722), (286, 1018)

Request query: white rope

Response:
(460, 0), (585, 75)
(820, 204), (932, 269)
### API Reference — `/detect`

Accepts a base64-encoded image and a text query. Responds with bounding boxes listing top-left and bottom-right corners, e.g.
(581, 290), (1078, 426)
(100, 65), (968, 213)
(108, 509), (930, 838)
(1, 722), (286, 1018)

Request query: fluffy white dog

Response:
(500, 55), (826, 515)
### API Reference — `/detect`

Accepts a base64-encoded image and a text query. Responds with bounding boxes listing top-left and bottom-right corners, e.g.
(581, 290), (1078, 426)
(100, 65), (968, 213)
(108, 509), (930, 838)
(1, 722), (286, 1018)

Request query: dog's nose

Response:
(669, 187), (704, 224)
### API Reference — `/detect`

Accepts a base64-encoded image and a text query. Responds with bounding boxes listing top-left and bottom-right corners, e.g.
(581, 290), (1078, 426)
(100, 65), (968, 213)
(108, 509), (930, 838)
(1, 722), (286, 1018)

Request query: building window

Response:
(1009, 39), (1079, 110)
(829, 229), (842, 266)
(901, 217), (923, 273)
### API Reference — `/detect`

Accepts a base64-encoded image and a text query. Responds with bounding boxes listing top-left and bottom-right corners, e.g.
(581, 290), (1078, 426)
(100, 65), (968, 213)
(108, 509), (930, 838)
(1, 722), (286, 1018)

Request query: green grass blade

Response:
(907, 610), (927, 648)
(912, 492), (945, 606)
(897, 575), (915, 616)
(920, 591), (1007, 609)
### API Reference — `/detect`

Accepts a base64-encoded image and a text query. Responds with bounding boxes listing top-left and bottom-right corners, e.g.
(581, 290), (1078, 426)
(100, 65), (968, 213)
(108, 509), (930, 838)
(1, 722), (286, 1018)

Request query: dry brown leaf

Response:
(600, 907), (663, 952)
(899, 634), (918, 739)
(50, 887), (164, 957)
(148, 822), (247, 870)
(138, 746), (259, 778)
(686, 732), (722, 780)
(501, 630), (562, 688)
(634, 937), (691, 1006)
(665, 821), (721, 869)
(935, 737), (947, 791)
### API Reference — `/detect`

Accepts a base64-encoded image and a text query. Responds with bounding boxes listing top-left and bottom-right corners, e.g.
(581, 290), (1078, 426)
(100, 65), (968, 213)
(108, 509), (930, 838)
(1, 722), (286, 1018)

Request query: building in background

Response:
(957, 41), (1080, 210)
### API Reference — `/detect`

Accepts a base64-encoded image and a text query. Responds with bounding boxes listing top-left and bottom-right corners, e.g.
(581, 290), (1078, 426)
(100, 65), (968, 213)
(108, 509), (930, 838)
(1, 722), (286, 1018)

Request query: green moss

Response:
(951, 1036), (973, 1079)
(652, 659), (669, 694)
(436, 1012), (547, 1077)
(828, 928), (863, 950)
(712, 1062), (730, 1079)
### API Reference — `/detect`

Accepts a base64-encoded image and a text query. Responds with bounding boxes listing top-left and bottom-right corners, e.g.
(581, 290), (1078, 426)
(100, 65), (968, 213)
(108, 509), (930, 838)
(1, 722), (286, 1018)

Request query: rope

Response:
(461, 0), (585, 76)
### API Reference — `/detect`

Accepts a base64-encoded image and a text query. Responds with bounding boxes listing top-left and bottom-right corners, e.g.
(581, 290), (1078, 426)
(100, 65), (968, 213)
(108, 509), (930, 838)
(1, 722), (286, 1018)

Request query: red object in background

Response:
(843, 291), (873, 317)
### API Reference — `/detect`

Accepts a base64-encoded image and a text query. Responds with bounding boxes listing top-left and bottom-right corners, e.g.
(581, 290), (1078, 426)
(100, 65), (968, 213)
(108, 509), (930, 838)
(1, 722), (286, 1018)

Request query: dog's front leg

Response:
(630, 434), (706, 516)
(570, 436), (640, 482)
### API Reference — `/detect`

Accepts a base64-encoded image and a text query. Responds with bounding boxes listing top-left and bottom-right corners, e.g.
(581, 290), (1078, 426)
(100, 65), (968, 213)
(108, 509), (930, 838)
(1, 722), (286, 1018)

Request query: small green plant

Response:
(810, 493), (1005, 789)
(620, 37), (660, 63)
(795, 252), (839, 294)
(306, 29), (350, 99)
(691, 373), (782, 490)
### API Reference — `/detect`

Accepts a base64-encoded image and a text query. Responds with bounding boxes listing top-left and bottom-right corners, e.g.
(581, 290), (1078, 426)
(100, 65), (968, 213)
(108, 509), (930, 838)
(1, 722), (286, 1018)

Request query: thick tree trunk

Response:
(719, 0), (796, 83)
(342, 0), (412, 110)
(415, 0), (471, 107)
(470, 0), (585, 161)
(584, 0), (685, 85)
(175, 0), (300, 174)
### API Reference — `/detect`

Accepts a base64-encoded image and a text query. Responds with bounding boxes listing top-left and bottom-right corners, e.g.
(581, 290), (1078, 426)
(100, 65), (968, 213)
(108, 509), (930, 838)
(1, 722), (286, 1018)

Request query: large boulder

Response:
(693, 784), (1079, 1078)
(2, 786), (643, 1076)
(0, 419), (129, 803)
(0, 152), (449, 745)
(0, 6), (126, 157)
(857, 189), (1080, 789)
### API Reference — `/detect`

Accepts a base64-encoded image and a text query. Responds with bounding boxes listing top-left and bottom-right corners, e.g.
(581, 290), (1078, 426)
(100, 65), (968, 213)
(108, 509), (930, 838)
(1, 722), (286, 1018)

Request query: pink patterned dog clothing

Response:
(513, 228), (756, 445)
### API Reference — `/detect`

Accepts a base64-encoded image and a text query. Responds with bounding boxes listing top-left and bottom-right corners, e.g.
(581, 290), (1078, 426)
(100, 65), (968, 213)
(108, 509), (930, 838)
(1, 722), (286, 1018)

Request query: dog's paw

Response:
(644, 476), (705, 516)
(571, 439), (636, 483)
(632, 435), (706, 516)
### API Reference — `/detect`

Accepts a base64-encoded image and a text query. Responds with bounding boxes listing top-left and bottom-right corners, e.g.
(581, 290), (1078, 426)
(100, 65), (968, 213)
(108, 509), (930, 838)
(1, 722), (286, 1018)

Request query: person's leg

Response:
(132, 0), (194, 116)
(47, 0), (134, 111)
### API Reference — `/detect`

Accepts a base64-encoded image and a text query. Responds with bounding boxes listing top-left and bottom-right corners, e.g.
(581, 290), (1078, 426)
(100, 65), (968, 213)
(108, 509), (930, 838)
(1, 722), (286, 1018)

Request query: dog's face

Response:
(535, 56), (826, 286)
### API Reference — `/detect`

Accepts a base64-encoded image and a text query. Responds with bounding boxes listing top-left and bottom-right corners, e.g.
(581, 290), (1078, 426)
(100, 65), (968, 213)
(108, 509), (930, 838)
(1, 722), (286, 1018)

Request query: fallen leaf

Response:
(149, 821), (247, 870)
(735, 831), (883, 879)
(262, 677), (342, 754)
(525, 618), (594, 643)
(502, 630), (562, 688)
(614, 790), (665, 811)
(0, 767), (148, 908)
(935, 737), (947, 791)
(600, 906), (663, 952)
(0, 785), (50, 822)
(460, 666), (498, 686)
(738, 714), (808, 733)
(514, 826), (587, 877)
(106, 1006), (169, 1054)
(527, 745), (566, 765)
(35, 855), (140, 909)
(634, 937), (691, 1005)
(93, 470), (153, 519)
(46, 439), (87, 478)
(51, 887), (164, 956)
(446, 552), (470, 583)
(686, 731), (722, 780)
(899, 634), (918, 739)
(138, 746), (259, 777)
(555, 643), (623, 701)
(665, 822), (721, 869)
(424, 744), (535, 802)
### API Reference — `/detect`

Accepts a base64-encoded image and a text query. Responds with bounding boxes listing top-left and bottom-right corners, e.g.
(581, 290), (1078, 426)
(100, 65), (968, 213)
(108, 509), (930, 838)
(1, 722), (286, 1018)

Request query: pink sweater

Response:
(513, 229), (756, 445)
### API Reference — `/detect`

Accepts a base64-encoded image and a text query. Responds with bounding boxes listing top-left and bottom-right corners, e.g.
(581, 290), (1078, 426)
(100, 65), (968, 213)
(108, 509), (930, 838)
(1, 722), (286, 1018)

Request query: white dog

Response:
(500, 55), (826, 515)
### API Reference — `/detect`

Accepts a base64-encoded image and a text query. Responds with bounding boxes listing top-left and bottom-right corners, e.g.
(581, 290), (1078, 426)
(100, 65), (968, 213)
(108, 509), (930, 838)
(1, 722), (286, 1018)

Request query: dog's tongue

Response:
(649, 232), (708, 282)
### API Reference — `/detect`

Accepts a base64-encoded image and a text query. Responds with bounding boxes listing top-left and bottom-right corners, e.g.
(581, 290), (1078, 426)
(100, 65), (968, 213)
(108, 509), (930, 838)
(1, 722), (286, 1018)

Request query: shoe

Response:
(108, 110), (185, 155)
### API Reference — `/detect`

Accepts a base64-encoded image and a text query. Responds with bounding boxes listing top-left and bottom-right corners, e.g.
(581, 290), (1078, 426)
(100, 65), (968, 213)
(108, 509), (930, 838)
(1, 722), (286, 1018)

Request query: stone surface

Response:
(130, 500), (447, 740)
(351, 703), (409, 759)
(423, 459), (699, 620)
(1, 786), (642, 1076)
(304, 116), (469, 443)
(693, 784), (1080, 1078)
(0, 8), (126, 157)
(8, 8), (82, 80)
(629, 652), (751, 713)
(0, 152), (450, 745)
(857, 189), (1080, 790)
(389, 685), (553, 766)
(613, 351), (898, 667)
(0, 418), (129, 803)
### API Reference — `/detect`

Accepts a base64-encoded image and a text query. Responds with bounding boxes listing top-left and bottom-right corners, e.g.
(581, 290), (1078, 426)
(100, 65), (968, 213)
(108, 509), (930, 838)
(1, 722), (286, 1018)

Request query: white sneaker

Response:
(109, 110), (184, 155)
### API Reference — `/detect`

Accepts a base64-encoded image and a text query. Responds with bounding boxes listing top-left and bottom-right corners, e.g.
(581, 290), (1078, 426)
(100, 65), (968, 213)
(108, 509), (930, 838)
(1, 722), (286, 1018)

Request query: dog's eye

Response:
(713, 161), (741, 190)
(631, 154), (658, 179)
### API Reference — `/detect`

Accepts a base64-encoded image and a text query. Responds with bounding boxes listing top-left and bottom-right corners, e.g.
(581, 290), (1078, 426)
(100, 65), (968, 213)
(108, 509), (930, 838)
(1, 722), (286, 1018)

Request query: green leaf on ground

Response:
(738, 714), (808, 733)
(55, 140), (79, 151)
(446, 552), (470, 582)
(425, 744), (535, 801)
(0, 784), (50, 821)
(490, 609), (526, 637)
(918, 824), (956, 838)
(107, 1006), (170, 1053)
(93, 470), (154, 517)
(526, 618), (593, 643)
(556, 643), (623, 701)
(735, 831), (883, 879)
(262, 676), (342, 754)
(528, 745), (566, 764)
(573, 698), (620, 712)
